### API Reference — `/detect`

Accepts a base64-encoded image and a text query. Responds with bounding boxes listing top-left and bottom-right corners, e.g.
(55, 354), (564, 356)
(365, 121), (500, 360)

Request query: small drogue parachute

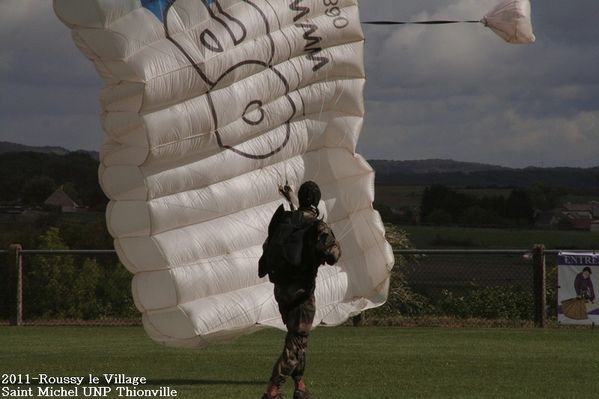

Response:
(482, 0), (535, 44)
(364, 0), (536, 44)
(54, 0), (394, 347)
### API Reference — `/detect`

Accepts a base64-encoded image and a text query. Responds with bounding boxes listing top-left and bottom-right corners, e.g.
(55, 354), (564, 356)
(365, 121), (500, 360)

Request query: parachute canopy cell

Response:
(482, 0), (536, 44)
(53, 0), (394, 348)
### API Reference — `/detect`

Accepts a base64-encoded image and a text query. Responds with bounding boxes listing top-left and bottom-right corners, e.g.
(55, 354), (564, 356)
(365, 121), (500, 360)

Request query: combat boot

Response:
(262, 381), (284, 399)
(293, 378), (312, 399)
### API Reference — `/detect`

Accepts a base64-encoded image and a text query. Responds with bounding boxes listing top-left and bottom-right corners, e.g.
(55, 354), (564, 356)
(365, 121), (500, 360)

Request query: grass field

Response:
(400, 225), (599, 249)
(375, 185), (516, 209)
(2, 326), (599, 398)
(374, 185), (599, 212)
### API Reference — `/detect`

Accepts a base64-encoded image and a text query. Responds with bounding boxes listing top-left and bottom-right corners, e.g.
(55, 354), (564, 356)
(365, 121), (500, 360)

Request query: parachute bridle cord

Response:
(362, 20), (481, 25)
(360, 1), (536, 45)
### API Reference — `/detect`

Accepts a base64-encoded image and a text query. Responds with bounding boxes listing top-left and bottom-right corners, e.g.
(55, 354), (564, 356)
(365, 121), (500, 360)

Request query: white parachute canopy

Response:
(482, 0), (536, 44)
(53, 0), (394, 348)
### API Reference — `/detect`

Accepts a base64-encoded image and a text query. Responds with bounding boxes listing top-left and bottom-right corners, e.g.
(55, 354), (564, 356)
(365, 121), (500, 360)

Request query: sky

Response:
(0, 0), (598, 168)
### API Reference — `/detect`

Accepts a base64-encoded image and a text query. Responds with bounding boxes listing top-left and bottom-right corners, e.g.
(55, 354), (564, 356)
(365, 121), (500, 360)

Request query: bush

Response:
(370, 225), (433, 317)
(72, 258), (103, 319)
(22, 227), (136, 320)
(381, 269), (433, 316)
(437, 286), (534, 320)
(24, 227), (76, 319)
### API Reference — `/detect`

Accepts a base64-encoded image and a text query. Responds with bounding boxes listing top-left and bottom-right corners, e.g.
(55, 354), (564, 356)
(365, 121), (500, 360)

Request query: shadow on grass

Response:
(147, 379), (264, 386)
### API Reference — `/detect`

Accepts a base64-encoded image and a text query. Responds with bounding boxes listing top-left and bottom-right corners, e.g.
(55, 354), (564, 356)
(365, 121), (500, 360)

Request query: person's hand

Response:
(278, 184), (291, 196)
(278, 184), (298, 208)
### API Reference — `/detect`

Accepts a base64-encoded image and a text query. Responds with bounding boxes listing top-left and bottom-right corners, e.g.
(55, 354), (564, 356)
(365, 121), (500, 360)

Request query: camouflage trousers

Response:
(269, 283), (316, 386)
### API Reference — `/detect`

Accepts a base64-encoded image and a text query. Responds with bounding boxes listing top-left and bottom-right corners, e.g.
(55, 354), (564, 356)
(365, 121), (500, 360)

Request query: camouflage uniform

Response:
(266, 208), (341, 389)
(269, 283), (316, 387)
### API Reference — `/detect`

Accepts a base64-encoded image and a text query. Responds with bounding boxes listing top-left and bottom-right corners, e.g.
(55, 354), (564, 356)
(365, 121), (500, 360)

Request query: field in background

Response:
(375, 184), (599, 210)
(401, 225), (599, 249)
(375, 185), (516, 209)
(2, 326), (598, 398)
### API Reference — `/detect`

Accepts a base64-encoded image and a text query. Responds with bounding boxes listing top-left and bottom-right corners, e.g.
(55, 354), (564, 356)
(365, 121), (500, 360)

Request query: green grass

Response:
(1, 326), (599, 398)
(401, 225), (599, 249)
(375, 185), (599, 212)
(375, 186), (518, 210)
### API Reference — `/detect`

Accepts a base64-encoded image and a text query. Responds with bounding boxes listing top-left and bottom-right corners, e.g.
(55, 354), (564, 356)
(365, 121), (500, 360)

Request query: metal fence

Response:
(1, 246), (137, 326)
(0, 245), (576, 328)
(385, 248), (555, 327)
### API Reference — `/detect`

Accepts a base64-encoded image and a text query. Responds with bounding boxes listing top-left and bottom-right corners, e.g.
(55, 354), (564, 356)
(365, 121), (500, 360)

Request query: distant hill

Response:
(1, 141), (598, 190)
(0, 141), (99, 160)
(370, 159), (599, 189)
(0, 146), (105, 209)
(370, 159), (509, 175)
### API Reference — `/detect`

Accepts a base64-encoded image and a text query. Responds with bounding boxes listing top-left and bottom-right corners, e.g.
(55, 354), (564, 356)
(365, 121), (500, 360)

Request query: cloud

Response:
(0, 53), (13, 73)
(0, 0), (100, 86)
(360, 0), (599, 167)
(362, 93), (599, 168)
(0, 0), (103, 151)
(0, 0), (34, 33)
(0, 0), (597, 167)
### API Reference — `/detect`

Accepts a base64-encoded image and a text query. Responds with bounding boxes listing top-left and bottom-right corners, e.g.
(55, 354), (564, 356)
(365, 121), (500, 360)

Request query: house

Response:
(559, 202), (599, 231)
(560, 211), (593, 231)
(563, 202), (591, 212)
(44, 188), (79, 213)
(535, 210), (559, 228)
(563, 202), (599, 218)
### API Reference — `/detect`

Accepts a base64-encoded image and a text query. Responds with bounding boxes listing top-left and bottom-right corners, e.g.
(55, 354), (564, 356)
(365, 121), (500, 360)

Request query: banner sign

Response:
(558, 252), (599, 325)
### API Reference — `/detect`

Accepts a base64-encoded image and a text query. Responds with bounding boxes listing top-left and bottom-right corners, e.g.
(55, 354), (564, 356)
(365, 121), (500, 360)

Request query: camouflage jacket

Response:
(260, 206), (341, 287)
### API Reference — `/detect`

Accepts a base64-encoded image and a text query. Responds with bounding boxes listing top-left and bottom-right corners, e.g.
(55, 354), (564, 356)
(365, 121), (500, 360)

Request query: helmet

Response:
(298, 181), (321, 209)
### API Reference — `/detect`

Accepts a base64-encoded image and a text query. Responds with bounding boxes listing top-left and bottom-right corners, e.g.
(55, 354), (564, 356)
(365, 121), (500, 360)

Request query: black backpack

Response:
(259, 207), (317, 284)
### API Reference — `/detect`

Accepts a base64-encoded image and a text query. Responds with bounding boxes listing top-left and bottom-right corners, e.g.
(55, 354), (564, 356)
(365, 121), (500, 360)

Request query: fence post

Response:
(7, 244), (23, 326)
(532, 244), (546, 328)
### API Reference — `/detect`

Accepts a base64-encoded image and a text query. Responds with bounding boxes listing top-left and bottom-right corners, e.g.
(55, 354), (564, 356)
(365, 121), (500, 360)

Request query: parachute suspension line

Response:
(362, 20), (480, 25)
(284, 160), (289, 191)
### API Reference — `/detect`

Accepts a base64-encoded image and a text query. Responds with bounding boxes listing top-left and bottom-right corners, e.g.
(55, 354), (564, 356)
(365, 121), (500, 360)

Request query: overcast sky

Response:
(1, 0), (598, 168)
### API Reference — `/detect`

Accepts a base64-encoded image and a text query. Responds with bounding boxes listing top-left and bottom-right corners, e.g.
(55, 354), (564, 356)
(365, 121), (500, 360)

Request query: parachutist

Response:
(259, 181), (341, 399)
(56, 0), (395, 351)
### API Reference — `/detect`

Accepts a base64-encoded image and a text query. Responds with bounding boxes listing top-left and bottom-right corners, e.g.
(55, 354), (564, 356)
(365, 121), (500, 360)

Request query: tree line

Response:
(0, 151), (106, 209)
(1, 227), (135, 321)
(420, 185), (536, 227)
